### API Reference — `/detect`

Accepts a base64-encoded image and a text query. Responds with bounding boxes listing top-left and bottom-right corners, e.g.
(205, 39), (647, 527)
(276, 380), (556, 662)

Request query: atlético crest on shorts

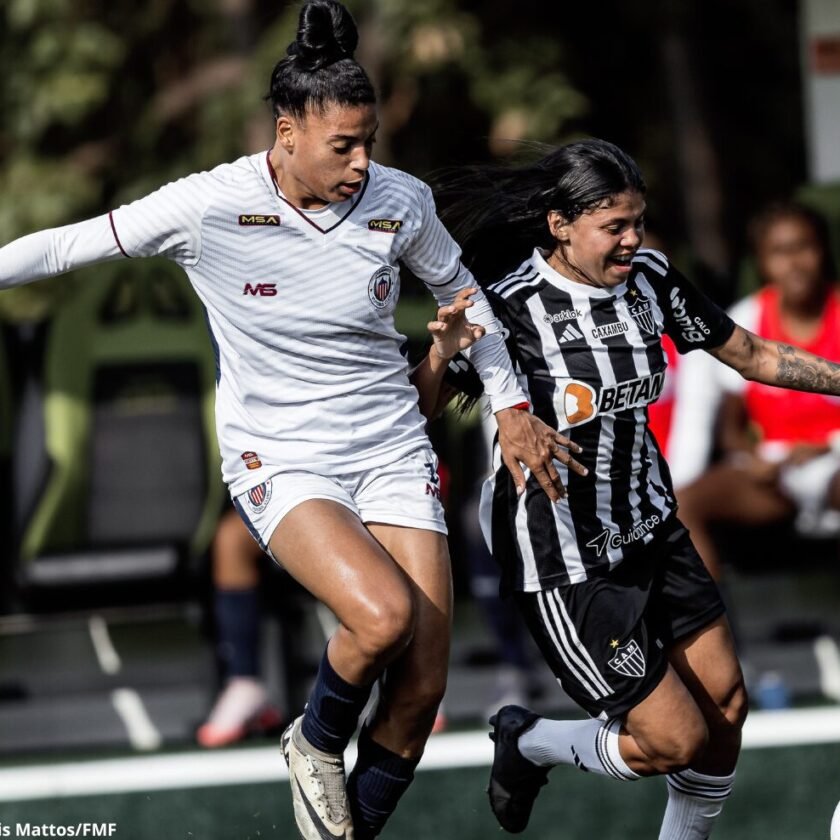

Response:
(628, 291), (656, 335)
(368, 266), (397, 310)
(246, 479), (272, 514)
(607, 639), (646, 678)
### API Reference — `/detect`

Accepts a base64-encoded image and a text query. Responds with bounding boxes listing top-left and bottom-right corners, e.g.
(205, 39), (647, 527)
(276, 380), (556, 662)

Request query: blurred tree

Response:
(0, 0), (808, 318)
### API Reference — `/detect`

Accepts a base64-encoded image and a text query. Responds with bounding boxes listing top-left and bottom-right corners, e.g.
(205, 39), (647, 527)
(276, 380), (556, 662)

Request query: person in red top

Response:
(647, 334), (679, 449)
(678, 202), (840, 578)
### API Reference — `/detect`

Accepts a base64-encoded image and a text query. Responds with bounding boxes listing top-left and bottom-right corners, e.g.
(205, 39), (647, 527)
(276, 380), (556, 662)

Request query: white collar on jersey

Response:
(532, 247), (628, 299)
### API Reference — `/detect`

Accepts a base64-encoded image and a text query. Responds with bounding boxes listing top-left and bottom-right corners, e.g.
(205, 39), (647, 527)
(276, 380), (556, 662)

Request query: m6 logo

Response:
(243, 283), (277, 297)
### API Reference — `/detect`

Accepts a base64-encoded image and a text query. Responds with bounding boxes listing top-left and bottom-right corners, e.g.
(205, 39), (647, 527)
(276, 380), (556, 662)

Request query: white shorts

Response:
(232, 446), (447, 552)
(777, 450), (840, 538)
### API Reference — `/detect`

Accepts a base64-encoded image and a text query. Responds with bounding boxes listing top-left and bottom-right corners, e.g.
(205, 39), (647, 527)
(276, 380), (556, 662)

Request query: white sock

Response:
(518, 717), (639, 781)
(659, 768), (735, 840)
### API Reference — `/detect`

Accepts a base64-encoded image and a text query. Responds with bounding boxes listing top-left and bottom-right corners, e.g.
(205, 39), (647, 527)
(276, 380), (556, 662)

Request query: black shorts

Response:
(514, 517), (725, 719)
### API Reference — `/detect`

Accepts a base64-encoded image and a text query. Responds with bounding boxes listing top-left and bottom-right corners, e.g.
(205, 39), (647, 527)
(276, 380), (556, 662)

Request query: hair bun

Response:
(287, 0), (359, 71)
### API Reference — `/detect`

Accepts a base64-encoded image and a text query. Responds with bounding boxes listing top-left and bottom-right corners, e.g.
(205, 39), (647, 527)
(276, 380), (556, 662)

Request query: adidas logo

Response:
(571, 745), (589, 772)
(558, 323), (584, 344)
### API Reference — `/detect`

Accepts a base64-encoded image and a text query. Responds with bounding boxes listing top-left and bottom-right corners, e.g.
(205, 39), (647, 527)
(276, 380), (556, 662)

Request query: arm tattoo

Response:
(777, 343), (840, 394)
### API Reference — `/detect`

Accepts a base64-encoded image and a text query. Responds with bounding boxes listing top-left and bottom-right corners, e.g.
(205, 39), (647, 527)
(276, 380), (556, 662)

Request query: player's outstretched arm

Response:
(412, 287), (485, 421)
(710, 323), (840, 396)
(0, 216), (124, 289)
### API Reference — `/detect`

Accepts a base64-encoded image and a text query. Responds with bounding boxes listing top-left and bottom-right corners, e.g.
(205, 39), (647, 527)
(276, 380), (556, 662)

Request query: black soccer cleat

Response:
(487, 705), (550, 834)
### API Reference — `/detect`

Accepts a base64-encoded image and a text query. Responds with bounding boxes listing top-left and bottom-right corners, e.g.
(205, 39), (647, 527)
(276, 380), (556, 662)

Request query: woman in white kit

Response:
(0, 2), (586, 838)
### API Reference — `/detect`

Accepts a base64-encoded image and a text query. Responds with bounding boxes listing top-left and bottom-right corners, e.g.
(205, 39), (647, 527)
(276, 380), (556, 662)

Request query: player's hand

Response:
(427, 287), (486, 361)
(495, 408), (587, 501)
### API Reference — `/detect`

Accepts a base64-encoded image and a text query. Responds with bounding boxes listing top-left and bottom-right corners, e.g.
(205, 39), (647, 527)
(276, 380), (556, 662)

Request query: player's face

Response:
(757, 216), (826, 307)
(548, 190), (646, 289)
(276, 102), (378, 209)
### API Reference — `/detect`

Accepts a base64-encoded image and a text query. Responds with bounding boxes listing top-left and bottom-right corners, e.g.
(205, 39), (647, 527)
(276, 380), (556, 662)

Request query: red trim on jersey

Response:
(108, 211), (130, 258)
(648, 334), (678, 455)
(744, 286), (840, 445)
(264, 150), (368, 234)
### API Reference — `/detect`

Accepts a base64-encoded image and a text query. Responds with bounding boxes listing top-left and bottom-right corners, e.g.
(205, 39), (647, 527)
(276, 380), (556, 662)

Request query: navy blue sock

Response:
(300, 649), (372, 754)
(215, 588), (260, 678)
(347, 725), (420, 840)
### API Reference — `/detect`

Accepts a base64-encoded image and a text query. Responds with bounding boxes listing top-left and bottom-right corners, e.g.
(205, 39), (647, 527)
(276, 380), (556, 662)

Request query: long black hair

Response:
(433, 139), (646, 283)
(266, 0), (375, 120)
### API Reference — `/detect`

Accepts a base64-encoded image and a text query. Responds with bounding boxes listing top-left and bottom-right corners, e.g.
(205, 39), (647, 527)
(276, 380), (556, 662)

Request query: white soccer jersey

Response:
(0, 152), (525, 493)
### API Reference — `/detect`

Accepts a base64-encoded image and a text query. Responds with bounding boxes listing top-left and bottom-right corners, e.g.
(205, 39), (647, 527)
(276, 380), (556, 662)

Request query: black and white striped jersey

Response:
(476, 247), (735, 593)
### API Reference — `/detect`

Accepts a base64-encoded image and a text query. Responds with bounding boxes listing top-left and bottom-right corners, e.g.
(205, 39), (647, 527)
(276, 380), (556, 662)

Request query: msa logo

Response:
(243, 283), (277, 297)
(368, 218), (403, 233)
(238, 214), (280, 226)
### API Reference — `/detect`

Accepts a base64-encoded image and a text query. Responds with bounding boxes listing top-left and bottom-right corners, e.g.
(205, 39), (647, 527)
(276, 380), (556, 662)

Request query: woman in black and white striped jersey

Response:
(434, 138), (840, 839)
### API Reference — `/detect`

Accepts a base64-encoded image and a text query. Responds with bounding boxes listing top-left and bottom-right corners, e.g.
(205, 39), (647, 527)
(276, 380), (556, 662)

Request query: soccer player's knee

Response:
(649, 716), (709, 774)
(720, 677), (749, 730)
(356, 595), (415, 660)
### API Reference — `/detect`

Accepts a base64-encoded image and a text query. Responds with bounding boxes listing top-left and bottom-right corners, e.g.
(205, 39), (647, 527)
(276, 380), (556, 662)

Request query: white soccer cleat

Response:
(281, 715), (354, 840)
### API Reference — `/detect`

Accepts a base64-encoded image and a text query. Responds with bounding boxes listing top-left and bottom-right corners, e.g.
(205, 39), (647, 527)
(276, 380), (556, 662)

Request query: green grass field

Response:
(2, 741), (838, 839)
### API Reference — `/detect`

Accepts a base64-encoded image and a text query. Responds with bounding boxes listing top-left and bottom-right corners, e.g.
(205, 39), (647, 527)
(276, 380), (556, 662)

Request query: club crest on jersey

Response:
(627, 290), (656, 335)
(241, 451), (262, 471)
(607, 639), (646, 678)
(238, 214), (280, 226)
(246, 480), (272, 513)
(368, 218), (403, 233)
(368, 266), (397, 309)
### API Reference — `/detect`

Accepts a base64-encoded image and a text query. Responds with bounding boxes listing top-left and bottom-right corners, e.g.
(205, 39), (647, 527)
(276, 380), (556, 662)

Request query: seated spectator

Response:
(678, 202), (840, 579)
(196, 507), (283, 747)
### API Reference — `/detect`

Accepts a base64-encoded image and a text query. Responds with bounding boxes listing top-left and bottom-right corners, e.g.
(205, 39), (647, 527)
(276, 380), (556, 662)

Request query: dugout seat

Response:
(12, 261), (224, 606)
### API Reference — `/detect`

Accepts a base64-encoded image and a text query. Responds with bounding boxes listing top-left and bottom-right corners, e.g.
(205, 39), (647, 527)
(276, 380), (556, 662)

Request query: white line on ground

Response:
(111, 688), (162, 752)
(88, 615), (122, 675)
(814, 635), (840, 703)
(1, 706), (839, 802)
